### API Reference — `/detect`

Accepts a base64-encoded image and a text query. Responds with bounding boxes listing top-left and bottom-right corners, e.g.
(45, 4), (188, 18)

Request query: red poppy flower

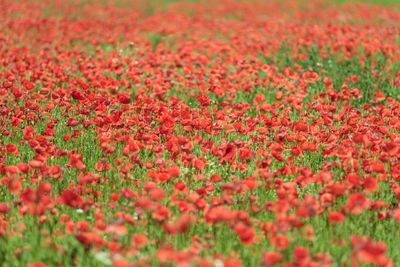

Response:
(27, 263), (47, 267)
(71, 90), (85, 101)
(196, 94), (211, 107)
(233, 223), (255, 246)
(261, 252), (282, 266)
(328, 211), (345, 224)
(61, 189), (84, 208)
(194, 157), (206, 170)
(117, 93), (131, 104)
(132, 234), (147, 248)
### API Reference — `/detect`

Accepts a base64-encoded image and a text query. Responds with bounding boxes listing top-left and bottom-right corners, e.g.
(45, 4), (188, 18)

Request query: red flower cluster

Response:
(0, 0), (399, 266)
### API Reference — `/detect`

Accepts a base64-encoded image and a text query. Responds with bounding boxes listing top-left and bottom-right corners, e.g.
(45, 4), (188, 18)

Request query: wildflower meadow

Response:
(0, 0), (400, 266)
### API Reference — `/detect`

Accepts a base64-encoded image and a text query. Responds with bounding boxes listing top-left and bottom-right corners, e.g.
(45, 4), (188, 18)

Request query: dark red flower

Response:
(117, 93), (131, 104)
(71, 90), (85, 101)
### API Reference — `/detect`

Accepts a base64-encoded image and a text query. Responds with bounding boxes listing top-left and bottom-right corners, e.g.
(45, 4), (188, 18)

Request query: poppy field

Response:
(1, 0), (400, 266)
